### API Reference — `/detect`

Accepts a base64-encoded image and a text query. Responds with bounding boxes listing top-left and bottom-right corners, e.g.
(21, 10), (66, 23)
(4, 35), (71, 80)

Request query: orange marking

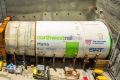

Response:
(0, 16), (11, 60)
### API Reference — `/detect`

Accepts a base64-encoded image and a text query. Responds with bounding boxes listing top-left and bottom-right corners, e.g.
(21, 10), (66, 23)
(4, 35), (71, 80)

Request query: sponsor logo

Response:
(85, 40), (92, 45)
(85, 40), (106, 45)
(92, 40), (106, 44)
(89, 48), (104, 52)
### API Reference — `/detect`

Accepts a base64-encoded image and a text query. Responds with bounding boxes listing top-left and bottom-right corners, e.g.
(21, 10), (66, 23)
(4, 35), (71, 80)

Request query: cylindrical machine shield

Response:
(5, 21), (112, 58)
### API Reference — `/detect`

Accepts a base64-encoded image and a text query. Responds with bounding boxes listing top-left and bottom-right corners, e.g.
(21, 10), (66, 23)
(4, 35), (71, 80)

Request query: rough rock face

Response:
(97, 0), (120, 33)
(96, 0), (120, 80)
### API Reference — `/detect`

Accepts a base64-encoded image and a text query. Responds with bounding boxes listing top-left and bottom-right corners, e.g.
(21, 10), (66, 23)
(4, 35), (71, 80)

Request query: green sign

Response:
(65, 42), (79, 58)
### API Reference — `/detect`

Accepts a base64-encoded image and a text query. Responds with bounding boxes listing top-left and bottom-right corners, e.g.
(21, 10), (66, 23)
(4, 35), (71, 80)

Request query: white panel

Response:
(36, 21), (83, 57)
(80, 21), (110, 58)
(5, 21), (35, 56)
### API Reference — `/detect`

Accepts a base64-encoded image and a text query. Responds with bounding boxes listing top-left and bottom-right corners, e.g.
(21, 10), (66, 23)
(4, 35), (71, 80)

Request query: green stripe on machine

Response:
(65, 42), (79, 58)
(106, 32), (113, 59)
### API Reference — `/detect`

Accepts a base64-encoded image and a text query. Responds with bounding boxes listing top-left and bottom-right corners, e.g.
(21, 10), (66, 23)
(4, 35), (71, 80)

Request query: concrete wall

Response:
(0, 6), (2, 22)
(4, 0), (96, 21)
(0, 0), (6, 22)
(0, 1), (2, 22)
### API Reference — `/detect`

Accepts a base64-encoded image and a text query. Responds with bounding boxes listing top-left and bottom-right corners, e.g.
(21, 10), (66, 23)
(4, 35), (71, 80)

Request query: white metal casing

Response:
(5, 21), (111, 58)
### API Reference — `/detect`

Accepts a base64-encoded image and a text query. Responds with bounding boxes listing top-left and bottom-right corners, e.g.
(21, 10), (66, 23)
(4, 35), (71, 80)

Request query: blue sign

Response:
(89, 48), (104, 52)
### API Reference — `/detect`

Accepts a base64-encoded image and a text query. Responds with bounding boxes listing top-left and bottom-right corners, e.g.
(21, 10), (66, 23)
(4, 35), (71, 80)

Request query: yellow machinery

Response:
(94, 69), (108, 80)
(94, 69), (104, 75)
(97, 76), (107, 80)
(0, 61), (3, 70)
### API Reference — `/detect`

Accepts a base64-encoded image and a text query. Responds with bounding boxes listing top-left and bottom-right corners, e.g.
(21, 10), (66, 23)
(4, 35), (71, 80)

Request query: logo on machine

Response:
(92, 40), (106, 44)
(85, 40), (106, 45)
(36, 35), (80, 40)
(89, 48), (104, 52)
(85, 40), (92, 45)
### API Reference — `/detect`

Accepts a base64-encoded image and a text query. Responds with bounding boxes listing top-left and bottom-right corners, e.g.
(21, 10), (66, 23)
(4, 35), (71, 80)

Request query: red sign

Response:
(85, 40), (92, 45)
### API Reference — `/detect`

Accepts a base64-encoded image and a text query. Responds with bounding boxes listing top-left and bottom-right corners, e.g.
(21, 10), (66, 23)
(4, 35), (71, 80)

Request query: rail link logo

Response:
(36, 35), (80, 40)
